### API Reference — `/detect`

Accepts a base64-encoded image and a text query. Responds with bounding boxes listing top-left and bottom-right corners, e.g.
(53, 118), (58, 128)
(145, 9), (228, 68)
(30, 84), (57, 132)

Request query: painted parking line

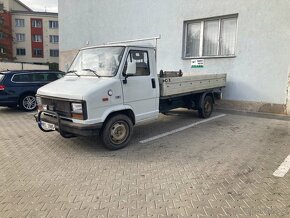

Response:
(139, 114), (226, 144)
(273, 154), (290, 177)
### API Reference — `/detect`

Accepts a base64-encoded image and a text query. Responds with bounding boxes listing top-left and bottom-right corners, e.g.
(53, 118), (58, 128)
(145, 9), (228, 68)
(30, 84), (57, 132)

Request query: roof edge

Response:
(15, 0), (33, 12)
(11, 10), (58, 16)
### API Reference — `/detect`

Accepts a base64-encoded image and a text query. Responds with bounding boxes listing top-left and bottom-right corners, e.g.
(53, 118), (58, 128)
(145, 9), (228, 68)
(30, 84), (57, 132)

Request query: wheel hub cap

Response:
(23, 96), (36, 110)
(110, 122), (127, 143)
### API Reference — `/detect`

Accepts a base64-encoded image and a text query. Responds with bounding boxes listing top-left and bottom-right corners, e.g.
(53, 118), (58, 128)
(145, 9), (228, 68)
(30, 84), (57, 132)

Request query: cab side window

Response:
(125, 50), (150, 76)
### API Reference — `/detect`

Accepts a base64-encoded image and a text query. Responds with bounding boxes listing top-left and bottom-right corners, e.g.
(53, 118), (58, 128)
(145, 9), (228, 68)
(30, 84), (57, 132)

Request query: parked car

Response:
(0, 70), (64, 111)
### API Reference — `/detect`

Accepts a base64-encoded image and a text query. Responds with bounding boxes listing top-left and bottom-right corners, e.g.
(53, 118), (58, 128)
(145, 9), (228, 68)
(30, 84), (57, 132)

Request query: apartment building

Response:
(0, 0), (59, 65)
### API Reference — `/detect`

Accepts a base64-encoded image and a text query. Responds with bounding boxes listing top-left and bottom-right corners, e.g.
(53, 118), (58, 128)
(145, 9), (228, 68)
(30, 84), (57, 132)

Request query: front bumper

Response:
(35, 111), (103, 136)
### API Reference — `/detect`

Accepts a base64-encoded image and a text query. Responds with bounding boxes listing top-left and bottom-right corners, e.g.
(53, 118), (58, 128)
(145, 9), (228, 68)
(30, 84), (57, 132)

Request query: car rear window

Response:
(12, 72), (64, 83)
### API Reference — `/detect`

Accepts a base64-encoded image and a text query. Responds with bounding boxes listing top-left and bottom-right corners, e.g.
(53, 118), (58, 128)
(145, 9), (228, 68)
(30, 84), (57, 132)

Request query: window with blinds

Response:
(184, 15), (238, 58)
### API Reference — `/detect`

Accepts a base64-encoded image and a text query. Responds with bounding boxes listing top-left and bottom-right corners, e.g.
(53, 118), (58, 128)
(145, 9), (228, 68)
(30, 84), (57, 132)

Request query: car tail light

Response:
(0, 85), (5, 91)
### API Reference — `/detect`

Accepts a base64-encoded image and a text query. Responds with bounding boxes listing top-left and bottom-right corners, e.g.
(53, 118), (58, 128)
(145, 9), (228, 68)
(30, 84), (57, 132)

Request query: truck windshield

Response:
(67, 46), (125, 77)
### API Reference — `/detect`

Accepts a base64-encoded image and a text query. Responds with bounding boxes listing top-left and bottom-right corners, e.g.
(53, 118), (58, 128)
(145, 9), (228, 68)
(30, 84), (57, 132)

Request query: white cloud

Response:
(20, 0), (58, 12)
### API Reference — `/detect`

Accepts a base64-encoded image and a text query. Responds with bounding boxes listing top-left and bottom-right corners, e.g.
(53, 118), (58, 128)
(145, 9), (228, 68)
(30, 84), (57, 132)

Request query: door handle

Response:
(151, 78), (156, 89)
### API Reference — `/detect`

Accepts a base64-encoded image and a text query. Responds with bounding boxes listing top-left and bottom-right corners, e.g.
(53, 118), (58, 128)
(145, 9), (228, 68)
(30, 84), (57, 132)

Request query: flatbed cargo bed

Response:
(158, 73), (226, 97)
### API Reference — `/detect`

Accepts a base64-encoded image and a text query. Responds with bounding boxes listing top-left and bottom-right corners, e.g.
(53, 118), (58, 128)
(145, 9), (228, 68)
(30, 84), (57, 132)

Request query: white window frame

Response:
(0, 47), (6, 54)
(32, 35), (42, 42)
(16, 33), (25, 42)
(16, 48), (26, 56)
(183, 14), (238, 59)
(15, 19), (25, 27)
(49, 20), (58, 29)
(33, 48), (43, 57)
(50, 49), (59, 57)
(32, 19), (42, 28)
(49, 35), (59, 44)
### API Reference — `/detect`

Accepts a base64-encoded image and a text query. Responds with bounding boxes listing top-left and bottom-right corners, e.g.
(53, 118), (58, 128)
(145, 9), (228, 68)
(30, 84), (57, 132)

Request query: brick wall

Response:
(0, 11), (13, 60)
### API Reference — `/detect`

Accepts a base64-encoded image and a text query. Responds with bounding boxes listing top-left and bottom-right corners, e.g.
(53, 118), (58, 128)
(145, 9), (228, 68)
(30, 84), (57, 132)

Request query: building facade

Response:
(0, 0), (59, 65)
(0, 10), (13, 60)
(58, 0), (290, 114)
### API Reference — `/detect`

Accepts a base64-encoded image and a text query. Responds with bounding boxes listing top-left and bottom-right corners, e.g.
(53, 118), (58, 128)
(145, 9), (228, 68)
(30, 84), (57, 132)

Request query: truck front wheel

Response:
(101, 114), (133, 150)
(198, 95), (213, 118)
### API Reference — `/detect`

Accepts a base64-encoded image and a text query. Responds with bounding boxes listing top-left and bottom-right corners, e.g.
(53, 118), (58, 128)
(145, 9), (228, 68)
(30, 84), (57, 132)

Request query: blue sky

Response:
(20, 0), (58, 12)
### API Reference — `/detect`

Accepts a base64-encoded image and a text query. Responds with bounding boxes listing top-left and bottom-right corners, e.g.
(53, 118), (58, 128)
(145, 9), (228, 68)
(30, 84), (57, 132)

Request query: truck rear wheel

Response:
(198, 95), (213, 118)
(101, 114), (133, 150)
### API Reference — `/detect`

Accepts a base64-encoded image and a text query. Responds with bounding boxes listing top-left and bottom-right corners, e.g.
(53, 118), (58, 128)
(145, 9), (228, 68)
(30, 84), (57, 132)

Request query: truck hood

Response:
(37, 76), (117, 100)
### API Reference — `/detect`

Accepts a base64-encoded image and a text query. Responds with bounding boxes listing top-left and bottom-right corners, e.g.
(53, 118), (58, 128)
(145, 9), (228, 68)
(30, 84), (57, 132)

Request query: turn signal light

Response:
(72, 113), (84, 120)
(0, 85), (5, 91)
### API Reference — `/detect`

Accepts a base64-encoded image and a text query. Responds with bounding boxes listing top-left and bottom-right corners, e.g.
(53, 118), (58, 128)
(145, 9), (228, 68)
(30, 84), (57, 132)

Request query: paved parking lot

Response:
(0, 107), (289, 218)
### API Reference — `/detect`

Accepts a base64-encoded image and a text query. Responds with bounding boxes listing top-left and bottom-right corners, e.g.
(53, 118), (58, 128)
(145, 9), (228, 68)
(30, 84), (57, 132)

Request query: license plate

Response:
(42, 121), (55, 130)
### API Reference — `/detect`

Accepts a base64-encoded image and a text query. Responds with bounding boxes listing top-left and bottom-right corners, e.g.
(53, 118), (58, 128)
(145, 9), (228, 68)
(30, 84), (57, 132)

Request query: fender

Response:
(100, 104), (135, 123)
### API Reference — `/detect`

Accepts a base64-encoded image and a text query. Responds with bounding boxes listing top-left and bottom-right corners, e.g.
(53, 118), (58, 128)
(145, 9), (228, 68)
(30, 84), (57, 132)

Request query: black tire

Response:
(19, 93), (37, 111)
(100, 114), (133, 150)
(198, 95), (213, 118)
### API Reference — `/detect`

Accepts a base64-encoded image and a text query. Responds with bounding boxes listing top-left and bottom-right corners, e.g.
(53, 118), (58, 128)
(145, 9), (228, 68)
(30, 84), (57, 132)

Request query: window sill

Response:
(182, 55), (236, 60)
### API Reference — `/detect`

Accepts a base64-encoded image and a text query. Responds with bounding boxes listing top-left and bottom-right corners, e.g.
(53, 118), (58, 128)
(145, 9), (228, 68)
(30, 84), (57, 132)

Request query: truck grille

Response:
(41, 97), (71, 117)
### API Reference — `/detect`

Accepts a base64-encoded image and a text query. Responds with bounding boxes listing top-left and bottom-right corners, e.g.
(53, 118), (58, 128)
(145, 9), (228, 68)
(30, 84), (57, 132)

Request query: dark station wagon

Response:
(0, 70), (64, 111)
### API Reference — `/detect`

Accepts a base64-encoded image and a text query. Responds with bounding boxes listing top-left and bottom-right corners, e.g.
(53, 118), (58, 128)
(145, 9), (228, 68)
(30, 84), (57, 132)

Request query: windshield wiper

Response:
(82, 69), (101, 78)
(66, 70), (80, 77)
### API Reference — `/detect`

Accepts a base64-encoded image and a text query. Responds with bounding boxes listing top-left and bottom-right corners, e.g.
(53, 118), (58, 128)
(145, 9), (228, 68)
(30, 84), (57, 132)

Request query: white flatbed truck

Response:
(35, 42), (226, 150)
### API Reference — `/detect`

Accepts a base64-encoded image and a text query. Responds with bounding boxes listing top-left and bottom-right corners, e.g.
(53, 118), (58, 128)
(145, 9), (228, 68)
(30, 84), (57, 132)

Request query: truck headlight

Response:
(36, 96), (47, 111)
(71, 103), (83, 114)
(71, 102), (85, 120)
(36, 96), (42, 105)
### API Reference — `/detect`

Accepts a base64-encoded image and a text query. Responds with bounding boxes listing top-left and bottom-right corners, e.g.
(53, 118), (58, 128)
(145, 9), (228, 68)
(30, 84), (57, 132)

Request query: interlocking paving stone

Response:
(0, 108), (289, 217)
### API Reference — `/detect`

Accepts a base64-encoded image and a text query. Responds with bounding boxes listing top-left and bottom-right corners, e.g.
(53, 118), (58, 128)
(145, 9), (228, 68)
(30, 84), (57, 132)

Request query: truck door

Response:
(121, 49), (159, 122)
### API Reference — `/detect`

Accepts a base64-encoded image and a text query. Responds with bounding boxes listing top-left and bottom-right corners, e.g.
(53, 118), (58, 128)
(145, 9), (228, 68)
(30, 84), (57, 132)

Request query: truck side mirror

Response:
(122, 62), (136, 84)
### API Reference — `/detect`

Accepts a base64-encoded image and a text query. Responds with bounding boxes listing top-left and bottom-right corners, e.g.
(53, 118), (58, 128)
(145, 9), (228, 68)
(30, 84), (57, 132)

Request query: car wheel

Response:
(19, 94), (37, 111)
(100, 114), (133, 150)
(198, 95), (213, 118)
